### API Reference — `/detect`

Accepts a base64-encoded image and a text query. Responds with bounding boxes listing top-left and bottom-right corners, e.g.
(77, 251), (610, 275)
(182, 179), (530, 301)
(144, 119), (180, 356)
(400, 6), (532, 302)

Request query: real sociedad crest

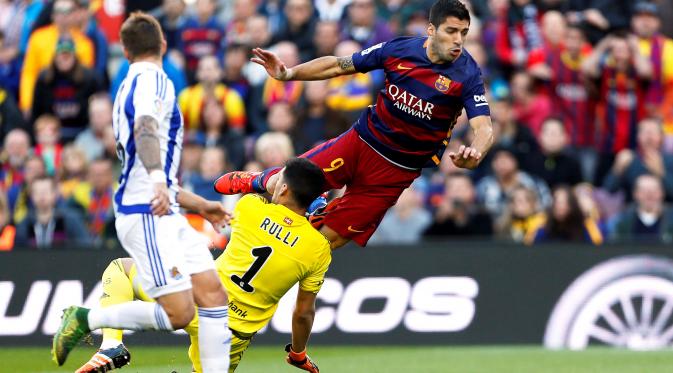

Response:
(435, 75), (451, 92)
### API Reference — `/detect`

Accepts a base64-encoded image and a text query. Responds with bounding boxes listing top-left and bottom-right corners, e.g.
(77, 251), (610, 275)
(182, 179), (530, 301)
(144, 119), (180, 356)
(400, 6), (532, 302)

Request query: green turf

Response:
(3, 345), (673, 373)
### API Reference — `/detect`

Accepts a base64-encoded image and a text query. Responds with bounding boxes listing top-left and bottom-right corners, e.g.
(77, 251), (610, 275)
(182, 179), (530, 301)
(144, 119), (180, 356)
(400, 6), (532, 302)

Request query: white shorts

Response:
(115, 212), (215, 299)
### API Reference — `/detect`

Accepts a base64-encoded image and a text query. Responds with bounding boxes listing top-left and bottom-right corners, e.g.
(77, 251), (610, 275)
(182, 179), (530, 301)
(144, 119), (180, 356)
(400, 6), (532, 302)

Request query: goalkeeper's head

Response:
(271, 158), (326, 212)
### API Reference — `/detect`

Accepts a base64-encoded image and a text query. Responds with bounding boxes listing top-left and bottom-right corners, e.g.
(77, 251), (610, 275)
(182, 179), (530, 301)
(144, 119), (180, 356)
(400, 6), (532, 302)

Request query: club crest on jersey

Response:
(435, 75), (451, 92)
(284, 217), (293, 225)
(170, 266), (183, 280)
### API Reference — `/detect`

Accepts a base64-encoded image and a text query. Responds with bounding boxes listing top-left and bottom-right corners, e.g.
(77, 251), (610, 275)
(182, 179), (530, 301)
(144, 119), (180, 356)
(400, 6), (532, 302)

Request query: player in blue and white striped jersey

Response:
(52, 13), (232, 373)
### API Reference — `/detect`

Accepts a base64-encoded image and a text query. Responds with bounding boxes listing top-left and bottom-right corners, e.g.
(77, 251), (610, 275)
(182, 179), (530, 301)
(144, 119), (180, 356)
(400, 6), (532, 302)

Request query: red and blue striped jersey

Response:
(544, 49), (596, 147)
(596, 57), (649, 154)
(351, 37), (490, 169)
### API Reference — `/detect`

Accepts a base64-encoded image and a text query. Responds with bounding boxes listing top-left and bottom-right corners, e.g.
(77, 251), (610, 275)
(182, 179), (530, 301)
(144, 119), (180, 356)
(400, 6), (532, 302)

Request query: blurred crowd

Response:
(1, 0), (673, 250)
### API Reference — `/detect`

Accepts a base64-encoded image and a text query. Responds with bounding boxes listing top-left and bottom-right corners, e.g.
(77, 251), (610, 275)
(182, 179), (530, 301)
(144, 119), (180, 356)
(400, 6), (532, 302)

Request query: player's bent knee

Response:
(119, 257), (134, 275)
(191, 270), (228, 307)
(165, 305), (195, 329)
(157, 291), (196, 329)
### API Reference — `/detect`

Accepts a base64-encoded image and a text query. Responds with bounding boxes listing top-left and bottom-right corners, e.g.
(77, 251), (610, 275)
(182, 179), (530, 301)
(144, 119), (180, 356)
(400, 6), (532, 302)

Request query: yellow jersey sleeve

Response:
(299, 243), (331, 293)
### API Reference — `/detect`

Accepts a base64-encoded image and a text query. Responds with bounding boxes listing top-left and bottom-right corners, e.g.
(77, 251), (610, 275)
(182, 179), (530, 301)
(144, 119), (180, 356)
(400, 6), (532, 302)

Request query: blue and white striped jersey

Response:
(112, 61), (183, 216)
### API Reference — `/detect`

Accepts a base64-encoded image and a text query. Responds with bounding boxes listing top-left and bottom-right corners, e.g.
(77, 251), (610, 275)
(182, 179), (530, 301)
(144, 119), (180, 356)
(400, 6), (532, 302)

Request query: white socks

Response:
(88, 302), (173, 332)
(198, 306), (232, 373)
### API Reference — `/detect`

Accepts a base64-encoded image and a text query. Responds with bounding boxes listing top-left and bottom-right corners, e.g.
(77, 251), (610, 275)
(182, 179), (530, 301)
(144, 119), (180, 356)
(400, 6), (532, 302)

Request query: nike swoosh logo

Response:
(397, 63), (412, 70)
(348, 226), (365, 233)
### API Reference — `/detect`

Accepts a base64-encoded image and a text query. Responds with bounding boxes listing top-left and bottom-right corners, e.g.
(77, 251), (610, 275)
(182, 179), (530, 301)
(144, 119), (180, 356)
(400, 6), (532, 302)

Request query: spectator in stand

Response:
(474, 96), (540, 180)
(0, 128), (31, 191)
(527, 185), (603, 245)
(15, 176), (90, 249)
(476, 146), (551, 220)
(528, 20), (596, 153)
(266, 101), (310, 153)
(31, 38), (101, 142)
(0, 191), (15, 250)
(370, 182), (432, 245)
(0, 85), (28, 144)
(8, 155), (45, 225)
(297, 80), (351, 148)
(187, 147), (228, 202)
(254, 131), (294, 169)
(510, 70), (552, 138)
(68, 157), (116, 247)
(313, 20), (341, 59)
(315, 0), (352, 21)
(495, 184), (545, 243)
(245, 15), (273, 49)
(178, 55), (247, 134)
(425, 172), (493, 238)
(180, 141), (204, 186)
(226, 0), (256, 46)
(222, 43), (252, 111)
(20, 0), (94, 113)
(582, 32), (653, 185)
(325, 40), (373, 122)
(249, 42), (303, 133)
(574, 182), (606, 228)
(178, 0), (225, 83)
(631, 2), (673, 121)
(58, 144), (88, 199)
(609, 174), (673, 243)
(603, 118), (673, 201)
(563, 0), (632, 44)
(74, 93), (111, 162)
(16, 0), (46, 56)
(526, 117), (582, 188)
(494, 0), (544, 71)
(190, 96), (246, 170)
(33, 114), (62, 176)
(341, 0), (394, 49)
(271, 0), (318, 62)
(0, 30), (21, 98)
(150, 0), (187, 52)
(74, 0), (109, 87)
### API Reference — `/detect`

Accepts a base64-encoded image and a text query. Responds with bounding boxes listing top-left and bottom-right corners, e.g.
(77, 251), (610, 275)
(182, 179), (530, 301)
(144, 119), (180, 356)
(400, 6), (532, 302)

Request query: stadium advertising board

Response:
(1, 244), (672, 349)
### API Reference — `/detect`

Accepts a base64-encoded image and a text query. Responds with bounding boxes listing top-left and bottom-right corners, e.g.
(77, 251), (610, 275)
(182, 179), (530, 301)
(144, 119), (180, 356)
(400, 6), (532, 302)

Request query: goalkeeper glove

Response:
(284, 343), (319, 373)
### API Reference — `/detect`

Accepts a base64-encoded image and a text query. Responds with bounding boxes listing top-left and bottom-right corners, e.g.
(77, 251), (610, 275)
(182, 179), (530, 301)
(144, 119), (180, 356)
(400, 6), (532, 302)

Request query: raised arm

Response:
(134, 115), (170, 216)
(251, 47), (356, 81)
(581, 36), (611, 79)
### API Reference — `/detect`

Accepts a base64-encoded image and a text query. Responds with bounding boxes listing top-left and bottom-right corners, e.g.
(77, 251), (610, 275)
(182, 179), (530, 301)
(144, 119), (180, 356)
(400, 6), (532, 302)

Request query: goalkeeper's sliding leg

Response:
(76, 258), (137, 372)
(78, 259), (245, 373)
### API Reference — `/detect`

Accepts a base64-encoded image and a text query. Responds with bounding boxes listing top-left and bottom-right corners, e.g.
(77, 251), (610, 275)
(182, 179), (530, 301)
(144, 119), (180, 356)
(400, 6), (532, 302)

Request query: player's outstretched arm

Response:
(449, 115), (494, 170)
(177, 187), (231, 230)
(135, 115), (170, 216)
(251, 47), (356, 81)
(285, 289), (319, 372)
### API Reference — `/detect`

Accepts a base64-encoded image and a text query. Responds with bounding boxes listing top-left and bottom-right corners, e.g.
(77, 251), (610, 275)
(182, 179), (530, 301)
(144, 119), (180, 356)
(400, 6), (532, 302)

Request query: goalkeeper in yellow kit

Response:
(77, 158), (329, 373)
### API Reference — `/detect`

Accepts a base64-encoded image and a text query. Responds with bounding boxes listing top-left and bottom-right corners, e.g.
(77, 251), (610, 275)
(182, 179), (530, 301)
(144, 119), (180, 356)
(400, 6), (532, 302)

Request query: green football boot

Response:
(52, 306), (92, 366)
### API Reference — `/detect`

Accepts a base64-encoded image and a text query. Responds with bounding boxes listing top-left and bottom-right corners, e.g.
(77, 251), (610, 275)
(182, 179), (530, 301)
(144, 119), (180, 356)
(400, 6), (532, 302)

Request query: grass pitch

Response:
(3, 345), (673, 373)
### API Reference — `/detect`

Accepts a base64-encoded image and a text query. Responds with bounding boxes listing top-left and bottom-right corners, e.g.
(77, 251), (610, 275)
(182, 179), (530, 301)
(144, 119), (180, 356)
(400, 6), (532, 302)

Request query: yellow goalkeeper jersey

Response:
(216, 194), (331, 334)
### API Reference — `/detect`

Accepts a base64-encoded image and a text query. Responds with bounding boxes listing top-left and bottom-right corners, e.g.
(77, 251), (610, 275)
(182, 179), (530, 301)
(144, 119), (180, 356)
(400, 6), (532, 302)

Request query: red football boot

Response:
(213, 171), (262, 195)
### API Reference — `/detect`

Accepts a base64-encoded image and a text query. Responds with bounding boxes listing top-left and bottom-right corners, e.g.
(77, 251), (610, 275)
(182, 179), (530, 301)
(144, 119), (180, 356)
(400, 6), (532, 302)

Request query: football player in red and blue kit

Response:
(216, 0), (494, 253)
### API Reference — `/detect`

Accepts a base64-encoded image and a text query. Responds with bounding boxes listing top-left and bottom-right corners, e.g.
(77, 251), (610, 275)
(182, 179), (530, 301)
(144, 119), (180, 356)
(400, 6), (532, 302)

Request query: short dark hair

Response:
(283, 158), (325, 209)
(120, 12), (164, 60)
(429, 0), (470, 28)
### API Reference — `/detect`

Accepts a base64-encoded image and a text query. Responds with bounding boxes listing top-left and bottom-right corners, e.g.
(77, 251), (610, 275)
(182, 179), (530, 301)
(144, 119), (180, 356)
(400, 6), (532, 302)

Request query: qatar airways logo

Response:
(387, 84), (434, 120)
